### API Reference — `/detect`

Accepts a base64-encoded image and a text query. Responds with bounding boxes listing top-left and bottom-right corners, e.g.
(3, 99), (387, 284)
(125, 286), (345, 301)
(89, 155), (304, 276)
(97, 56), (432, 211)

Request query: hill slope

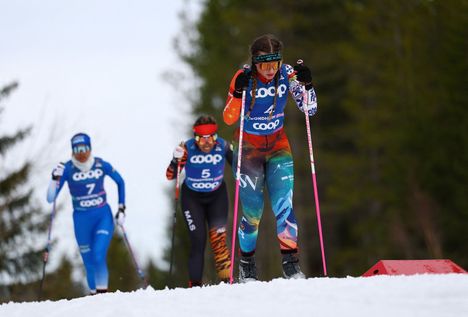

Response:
(2, 275), (468, 317)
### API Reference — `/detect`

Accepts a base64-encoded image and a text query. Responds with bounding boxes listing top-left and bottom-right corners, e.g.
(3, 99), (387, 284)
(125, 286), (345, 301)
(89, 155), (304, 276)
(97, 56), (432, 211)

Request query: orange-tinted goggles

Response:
(257, 61), (282, 71)
(195, 134), (217, 144)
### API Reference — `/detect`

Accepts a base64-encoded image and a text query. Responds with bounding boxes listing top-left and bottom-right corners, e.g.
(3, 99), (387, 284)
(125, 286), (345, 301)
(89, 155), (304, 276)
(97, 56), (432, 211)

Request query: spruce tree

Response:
(0, 82), (48, 296)
(108, 232), (144, 291)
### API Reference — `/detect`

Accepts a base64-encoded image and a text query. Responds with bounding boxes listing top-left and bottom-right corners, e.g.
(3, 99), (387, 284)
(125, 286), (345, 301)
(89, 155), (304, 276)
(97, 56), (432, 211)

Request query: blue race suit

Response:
(166, 137), (233, 283)
(47, 157), (125, 291)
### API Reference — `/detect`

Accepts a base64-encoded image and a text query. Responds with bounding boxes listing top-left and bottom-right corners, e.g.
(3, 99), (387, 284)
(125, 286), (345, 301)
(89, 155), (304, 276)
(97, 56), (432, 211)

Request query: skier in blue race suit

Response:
(166, 115), (233, 287)
(47, 133), (126, 294)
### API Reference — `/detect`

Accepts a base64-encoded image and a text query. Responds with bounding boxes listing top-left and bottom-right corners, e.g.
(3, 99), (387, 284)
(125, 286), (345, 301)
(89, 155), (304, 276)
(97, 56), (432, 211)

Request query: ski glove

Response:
(51, 162), (65, 180)
(115, 204), (126, 226)
(173, 145), (185, 159)
(293, 64), (313, 90)
(233, 70), (251, 98)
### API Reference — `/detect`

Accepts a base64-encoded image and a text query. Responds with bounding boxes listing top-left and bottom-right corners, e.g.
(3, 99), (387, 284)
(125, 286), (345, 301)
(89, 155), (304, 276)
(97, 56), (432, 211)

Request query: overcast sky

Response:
(0, 0), (201, 273)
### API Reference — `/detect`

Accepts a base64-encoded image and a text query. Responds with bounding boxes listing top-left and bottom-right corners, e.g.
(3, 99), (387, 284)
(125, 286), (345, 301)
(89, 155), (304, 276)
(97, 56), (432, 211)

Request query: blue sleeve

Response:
(46, 164), (68, 203)
(102, 160), (125, 205)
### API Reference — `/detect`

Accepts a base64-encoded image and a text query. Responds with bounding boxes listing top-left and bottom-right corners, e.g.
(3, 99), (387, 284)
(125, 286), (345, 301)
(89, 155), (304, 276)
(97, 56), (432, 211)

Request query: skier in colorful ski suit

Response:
(166, 115), (232, 287)
(47, 133), (126, 294)
(223, 34), (317, 282)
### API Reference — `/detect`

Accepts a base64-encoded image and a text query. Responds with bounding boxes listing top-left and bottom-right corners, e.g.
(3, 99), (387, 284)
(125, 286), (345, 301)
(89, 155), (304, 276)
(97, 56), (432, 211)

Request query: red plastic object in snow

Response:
(362, 259), (467, 277)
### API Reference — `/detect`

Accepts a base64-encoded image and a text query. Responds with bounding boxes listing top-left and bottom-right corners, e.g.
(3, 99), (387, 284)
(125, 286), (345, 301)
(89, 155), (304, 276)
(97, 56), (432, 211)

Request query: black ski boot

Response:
(282, 253), (305, 279)
(239, 255), (258, 283)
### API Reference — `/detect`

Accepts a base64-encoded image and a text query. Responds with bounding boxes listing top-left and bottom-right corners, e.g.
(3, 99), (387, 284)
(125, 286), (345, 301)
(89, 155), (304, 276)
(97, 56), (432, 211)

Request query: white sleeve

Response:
(46, 179), (59, 203)
(286, 63), (317, 116)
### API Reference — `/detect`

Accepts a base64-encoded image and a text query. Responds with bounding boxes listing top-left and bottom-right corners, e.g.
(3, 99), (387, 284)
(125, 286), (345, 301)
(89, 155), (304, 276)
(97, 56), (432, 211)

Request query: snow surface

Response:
(1, 274), (468, 317)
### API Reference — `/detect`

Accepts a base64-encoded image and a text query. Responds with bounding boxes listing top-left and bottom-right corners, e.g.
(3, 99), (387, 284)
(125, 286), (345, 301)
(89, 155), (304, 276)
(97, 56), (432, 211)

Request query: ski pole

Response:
(118, 223), (148, 288)
(168, 159), (182, 284)
(229, 65), (249, 284)
(297, 59), (328, 276)
(38, 183), (58, 299)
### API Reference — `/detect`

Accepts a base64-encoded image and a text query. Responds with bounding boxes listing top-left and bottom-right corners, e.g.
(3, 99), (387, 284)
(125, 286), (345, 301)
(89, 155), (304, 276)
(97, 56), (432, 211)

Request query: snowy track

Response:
(2, 274), (468, 317)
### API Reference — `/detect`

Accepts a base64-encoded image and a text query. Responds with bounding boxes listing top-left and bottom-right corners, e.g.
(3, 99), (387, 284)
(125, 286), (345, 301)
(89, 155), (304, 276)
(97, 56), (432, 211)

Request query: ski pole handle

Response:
(42, 249), (49, 263)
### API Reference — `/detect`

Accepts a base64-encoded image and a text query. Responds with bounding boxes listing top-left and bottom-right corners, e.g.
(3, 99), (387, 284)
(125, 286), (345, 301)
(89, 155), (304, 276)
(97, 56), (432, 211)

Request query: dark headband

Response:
(252, 52), (282, 63)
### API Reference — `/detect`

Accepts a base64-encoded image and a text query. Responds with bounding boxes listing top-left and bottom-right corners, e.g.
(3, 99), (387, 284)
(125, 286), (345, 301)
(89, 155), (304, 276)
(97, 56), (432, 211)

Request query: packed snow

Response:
(1, 274), (468, 317)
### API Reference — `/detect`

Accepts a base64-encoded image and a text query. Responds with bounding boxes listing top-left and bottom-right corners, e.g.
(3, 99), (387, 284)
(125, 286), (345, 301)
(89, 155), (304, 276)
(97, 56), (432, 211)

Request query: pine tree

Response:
(0, 82), (48, 298)
(1, 257), (84, 303)
(331, 0), (468, 274)
(145, 259), (167, 290)
(108, 232), (144, 292)
(34, 257), (84, 301)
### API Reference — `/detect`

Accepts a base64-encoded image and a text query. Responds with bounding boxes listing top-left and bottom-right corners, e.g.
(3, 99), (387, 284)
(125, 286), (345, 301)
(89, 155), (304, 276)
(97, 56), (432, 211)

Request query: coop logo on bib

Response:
(254, 84), (287, 99)
(192, 182), (220, 190)
(72, 169), (103, 181)
(253, 119), (280, 131)
(79, 197), (104, 208)
(190, 154), (223, 165)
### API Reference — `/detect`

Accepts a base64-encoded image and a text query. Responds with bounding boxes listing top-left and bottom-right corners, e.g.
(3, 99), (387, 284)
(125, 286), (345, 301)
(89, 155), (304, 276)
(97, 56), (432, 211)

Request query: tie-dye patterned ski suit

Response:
(224, 63), (317, 255)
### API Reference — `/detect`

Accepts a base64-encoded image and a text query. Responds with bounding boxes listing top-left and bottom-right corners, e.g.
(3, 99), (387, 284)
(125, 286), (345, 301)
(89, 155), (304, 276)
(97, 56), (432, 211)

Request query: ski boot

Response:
(239, 255), (258, 283)
(282, 253), (306, 279)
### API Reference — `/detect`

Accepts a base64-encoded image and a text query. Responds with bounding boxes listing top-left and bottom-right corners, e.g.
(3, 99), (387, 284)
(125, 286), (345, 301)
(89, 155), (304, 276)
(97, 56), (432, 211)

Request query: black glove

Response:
(293, 64), (313, 90)
(115, 204), (126, 225)
(233, 70), (251, 98)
